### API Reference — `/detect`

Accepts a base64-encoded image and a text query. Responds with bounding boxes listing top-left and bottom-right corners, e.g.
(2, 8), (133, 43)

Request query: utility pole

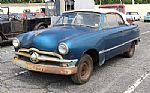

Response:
(120, 0), (122, 4)
(132, 0), (135, 4)
(100, 0), (101, 5)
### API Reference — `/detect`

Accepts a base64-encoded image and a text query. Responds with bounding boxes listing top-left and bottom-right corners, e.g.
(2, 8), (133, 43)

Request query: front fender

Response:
(64, 32), (104, 61)
(15, 32), (36, 50)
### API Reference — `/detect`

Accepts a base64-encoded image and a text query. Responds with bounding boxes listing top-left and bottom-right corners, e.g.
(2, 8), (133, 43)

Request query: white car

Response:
(126, 12), (141, 21)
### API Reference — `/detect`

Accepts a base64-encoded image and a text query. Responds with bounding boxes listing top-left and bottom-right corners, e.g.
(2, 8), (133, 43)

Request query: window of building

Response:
(65, 0), (75, 11)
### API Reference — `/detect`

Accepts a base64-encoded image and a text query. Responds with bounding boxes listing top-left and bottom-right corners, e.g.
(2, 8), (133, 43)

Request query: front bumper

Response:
(13, 58), (77, 75)
(13, 48), (78, 75)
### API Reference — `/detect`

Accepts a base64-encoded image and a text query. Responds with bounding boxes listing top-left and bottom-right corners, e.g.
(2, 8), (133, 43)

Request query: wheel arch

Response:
(133, 39), (140, 45)
(33, 22), (48, 30)
(84, 49), (99, 66)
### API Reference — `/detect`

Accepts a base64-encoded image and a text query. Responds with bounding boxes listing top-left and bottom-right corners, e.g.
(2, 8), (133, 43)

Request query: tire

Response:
(34, 25), (46, 30)
(71, 54), (93, 84)
(144, 20), (147, 22)
(134, 17), (136, 21)
(123, 42), (135, 58)
(0, 36), (2, 46)
(37, 26), (46, 30)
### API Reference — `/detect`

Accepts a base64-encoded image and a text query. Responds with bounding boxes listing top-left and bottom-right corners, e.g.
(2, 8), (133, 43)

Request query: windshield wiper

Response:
(54, 24), (73, 27)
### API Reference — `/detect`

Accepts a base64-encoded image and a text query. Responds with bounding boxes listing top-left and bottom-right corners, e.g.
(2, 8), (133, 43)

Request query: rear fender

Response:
(99, 53), (105, 65)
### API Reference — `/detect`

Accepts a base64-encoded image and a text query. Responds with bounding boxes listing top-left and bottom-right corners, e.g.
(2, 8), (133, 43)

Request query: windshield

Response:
(55, 12), (101, 28)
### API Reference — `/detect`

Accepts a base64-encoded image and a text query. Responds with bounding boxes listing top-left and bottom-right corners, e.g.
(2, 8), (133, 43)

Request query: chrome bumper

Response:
(13, 58), (78, 75)
(13, 48), (78, 75)
(15, 48), (78, 63)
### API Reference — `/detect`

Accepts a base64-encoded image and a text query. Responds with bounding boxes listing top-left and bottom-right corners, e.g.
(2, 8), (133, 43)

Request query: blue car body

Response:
(144, 12), (150, 22)
(13, 9), (140, 80)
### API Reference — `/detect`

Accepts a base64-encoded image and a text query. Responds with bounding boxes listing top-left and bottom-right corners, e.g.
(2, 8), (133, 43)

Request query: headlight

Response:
(12, 38), (20, 48)
(58, 43), (69, 55)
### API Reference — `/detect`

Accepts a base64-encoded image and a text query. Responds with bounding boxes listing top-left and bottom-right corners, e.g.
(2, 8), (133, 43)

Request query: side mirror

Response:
(126, 18), (134, 25)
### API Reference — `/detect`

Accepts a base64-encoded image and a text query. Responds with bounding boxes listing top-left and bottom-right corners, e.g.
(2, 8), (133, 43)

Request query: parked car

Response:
(0, 7), (51, 46)
(144, 12), (150, 22)
(126, 12), (141, 21)
(12, 9), (140, 84)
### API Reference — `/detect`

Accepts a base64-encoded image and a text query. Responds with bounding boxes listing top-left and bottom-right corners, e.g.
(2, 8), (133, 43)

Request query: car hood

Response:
(32, 25), (94, 51)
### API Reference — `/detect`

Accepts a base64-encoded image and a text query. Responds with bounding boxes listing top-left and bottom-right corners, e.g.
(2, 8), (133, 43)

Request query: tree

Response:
(1, 0), (150, 4)
(0, 0), (44, 3)
(123, 0), (132, 4)
(95, 0), (150, 4)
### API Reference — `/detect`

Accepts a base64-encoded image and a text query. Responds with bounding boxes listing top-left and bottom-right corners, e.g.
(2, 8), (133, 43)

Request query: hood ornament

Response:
(30, 52), (39, 63)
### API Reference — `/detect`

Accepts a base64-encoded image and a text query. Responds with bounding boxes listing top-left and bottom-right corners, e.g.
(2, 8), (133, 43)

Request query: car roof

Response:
(127, 12), (138, 13)
(65, 8), (129, 25)
(65, 8), (121, 14)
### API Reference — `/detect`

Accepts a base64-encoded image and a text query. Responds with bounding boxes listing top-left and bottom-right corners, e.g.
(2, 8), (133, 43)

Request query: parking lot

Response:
(0, 21), (150, 93)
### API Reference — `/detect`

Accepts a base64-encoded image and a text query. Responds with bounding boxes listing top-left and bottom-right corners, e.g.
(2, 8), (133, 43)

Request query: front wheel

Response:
(71, 54), (93, 84)
(123, 42), (135, 58)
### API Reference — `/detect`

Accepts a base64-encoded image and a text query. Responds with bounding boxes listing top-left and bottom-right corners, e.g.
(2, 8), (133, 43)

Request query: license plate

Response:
(27, 64), (43, 72)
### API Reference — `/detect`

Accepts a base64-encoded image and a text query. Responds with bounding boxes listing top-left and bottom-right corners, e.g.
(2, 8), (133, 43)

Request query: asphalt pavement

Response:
(0, 21), (150, 93)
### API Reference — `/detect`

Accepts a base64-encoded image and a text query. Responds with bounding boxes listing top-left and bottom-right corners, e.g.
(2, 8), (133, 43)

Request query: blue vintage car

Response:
(12, 9), (140, 84)
(144, 12), (150, 22)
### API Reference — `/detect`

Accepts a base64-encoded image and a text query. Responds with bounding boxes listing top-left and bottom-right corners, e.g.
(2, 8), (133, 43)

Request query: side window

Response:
(118, 6), (123, 13)
(74, 13), (101, 27)
(103, 13), (125, 29)
(116, 14), (125, 26)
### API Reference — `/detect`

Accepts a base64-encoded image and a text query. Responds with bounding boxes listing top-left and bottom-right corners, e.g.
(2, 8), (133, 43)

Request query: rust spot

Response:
(13, 58), (77, 75)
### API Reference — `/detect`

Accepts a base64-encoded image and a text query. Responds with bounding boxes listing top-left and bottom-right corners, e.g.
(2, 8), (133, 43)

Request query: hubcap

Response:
(0, 36), (2, 43)
(80, 61), (90, 79)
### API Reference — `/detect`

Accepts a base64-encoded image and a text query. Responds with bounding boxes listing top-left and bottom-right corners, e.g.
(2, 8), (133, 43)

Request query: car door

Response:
(101, 13), (126, 60)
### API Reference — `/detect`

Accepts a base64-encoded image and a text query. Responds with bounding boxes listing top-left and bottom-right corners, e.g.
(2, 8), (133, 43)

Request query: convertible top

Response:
(65, 8), (129, 25)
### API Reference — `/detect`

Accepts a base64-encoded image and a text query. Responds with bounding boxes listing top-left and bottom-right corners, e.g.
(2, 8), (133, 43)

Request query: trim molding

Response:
(99, 37), (140, 54)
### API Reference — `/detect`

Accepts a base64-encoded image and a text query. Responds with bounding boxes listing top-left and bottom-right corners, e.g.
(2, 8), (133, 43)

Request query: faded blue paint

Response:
(15, 12), (140, 66)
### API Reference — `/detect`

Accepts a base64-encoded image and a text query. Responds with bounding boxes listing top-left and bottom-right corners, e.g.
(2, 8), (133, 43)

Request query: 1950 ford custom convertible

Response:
(12, 9), (140, 84)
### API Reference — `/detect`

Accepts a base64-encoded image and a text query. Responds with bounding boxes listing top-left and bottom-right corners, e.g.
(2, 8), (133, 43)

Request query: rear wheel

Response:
(34, 25), (46, 30)
(71, 54), (93, 84)
(0, 36), (2, 46)
(37, 25), (46, 30)
(123, 42), (135, 58)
